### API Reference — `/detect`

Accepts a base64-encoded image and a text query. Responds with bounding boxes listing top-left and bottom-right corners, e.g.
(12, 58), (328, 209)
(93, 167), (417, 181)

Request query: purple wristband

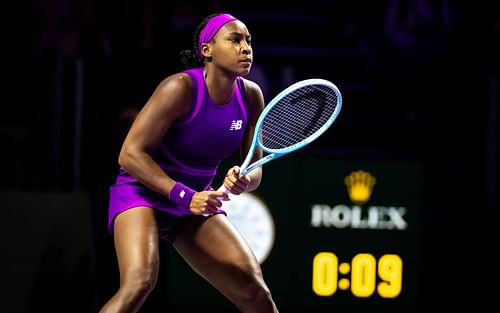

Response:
(168, 182), (196, 209)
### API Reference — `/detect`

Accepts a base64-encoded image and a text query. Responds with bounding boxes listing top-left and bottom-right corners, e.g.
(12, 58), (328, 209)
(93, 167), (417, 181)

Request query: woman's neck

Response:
(203, 67), (236, 105)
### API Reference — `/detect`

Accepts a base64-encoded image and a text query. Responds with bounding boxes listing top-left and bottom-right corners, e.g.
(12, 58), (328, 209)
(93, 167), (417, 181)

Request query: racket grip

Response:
(216, 184), (230, 200)
(218, 184), (226, 192)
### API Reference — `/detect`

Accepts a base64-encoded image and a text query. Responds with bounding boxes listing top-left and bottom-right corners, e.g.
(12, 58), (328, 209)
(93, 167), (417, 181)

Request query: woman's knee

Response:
(231, 263), (274, 304)
(120, 265), (159, 297)
(238, 280), (276, 312)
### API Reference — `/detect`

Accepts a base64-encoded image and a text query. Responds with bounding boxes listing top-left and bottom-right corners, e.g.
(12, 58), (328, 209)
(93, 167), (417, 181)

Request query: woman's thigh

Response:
(173, 214), (267, 299)
(113, 206), (160, 280)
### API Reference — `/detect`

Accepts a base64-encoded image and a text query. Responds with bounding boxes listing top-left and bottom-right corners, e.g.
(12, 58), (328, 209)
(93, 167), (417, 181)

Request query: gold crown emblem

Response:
(344, 170), (376, 204)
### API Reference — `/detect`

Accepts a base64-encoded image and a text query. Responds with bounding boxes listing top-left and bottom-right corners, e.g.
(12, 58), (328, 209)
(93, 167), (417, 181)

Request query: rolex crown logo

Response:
(344, 170), (376, 205)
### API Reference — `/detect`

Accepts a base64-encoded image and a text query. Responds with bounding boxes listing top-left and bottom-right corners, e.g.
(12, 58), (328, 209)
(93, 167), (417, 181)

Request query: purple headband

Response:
(198, 13), (238, 60)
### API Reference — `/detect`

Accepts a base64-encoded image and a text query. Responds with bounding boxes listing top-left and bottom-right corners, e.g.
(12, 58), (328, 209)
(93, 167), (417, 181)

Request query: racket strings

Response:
(262, 97), (330, 148)
(260, 85), (338, 150)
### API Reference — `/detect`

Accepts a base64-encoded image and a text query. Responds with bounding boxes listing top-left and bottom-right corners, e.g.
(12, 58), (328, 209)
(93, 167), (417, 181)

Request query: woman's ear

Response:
(201, 43), (212, 59)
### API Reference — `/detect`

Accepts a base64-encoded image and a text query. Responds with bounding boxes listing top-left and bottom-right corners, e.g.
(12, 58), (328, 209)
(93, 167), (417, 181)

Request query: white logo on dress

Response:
(229, 120), (243, 130)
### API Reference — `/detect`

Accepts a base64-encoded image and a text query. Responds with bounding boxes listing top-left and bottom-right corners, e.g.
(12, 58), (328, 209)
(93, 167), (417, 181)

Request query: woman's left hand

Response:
(223, 166), (250, 195)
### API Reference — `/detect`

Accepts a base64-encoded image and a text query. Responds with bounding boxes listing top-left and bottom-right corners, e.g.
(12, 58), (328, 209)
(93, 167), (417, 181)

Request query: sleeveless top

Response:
(107, 67), (248, 233)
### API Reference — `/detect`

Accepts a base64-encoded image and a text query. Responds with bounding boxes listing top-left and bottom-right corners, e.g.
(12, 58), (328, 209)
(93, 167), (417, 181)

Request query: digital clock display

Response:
(163, 156), (422, 313)
(312, 252), (403, 298)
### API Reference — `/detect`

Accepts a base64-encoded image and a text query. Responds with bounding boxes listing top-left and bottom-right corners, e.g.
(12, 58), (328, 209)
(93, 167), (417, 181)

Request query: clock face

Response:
(221, 192), (275, 264)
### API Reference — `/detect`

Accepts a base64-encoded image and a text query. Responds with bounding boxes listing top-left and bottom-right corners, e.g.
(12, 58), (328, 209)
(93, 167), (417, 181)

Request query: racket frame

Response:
(239, 78), (342, 176)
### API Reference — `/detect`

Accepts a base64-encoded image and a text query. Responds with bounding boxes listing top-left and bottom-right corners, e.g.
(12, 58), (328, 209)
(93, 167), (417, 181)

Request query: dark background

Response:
(1, 0), (498, 312)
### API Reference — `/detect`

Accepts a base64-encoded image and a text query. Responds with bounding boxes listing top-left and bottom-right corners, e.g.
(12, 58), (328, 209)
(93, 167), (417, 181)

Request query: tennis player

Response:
(99, 12), (279, 313)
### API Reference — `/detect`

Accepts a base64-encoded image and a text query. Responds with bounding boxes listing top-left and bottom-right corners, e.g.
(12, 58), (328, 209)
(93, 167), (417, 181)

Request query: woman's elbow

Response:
(118, 146), (134, 169)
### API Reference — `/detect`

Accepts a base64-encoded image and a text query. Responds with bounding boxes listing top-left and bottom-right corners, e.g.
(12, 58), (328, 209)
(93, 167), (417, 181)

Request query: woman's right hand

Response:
(189, 191), (229, 215)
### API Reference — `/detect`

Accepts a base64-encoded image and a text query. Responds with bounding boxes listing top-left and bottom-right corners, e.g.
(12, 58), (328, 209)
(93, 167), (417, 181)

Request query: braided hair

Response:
(179, 13), (220, 69)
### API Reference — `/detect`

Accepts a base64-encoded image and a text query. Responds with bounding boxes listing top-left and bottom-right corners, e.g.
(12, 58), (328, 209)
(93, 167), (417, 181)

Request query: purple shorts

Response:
(108, 180), (225, 241)
(154, 210), (225, 244)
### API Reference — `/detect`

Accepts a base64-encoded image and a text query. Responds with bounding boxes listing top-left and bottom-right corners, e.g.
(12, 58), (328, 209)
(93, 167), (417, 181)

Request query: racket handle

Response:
(216, 184), (230, 200)
(217, 184), (228, 193)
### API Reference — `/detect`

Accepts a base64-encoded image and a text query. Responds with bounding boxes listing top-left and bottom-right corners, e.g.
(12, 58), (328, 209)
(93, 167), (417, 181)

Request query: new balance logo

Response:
(229, 120), (243, 130)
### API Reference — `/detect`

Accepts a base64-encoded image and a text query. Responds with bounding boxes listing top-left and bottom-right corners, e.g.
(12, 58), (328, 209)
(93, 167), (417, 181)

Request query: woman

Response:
(99, 13), (279, 313)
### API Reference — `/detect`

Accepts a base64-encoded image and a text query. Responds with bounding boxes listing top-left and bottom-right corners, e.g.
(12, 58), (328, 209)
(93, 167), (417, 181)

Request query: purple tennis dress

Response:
(108, 68), (248, 233)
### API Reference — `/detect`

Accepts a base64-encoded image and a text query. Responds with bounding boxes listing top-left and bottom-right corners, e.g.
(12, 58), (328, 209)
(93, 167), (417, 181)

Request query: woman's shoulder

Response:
(239, 77), (261, 92)
(156, 71), (194, 96)
(239, 77), (264, 105)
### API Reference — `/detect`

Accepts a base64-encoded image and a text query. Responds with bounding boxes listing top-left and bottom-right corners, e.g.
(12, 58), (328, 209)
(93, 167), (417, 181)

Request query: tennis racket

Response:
(219, 78), (342, 194)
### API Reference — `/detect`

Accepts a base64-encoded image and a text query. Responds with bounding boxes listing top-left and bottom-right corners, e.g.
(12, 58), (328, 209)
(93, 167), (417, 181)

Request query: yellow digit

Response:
(351, 253), (376, 297)
(377, 254), (403, 298)
(312, 252), (338, 296)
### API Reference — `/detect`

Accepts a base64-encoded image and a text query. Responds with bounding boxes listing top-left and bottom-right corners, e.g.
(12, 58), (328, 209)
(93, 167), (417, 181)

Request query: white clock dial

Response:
(221, 192), (275, 264)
